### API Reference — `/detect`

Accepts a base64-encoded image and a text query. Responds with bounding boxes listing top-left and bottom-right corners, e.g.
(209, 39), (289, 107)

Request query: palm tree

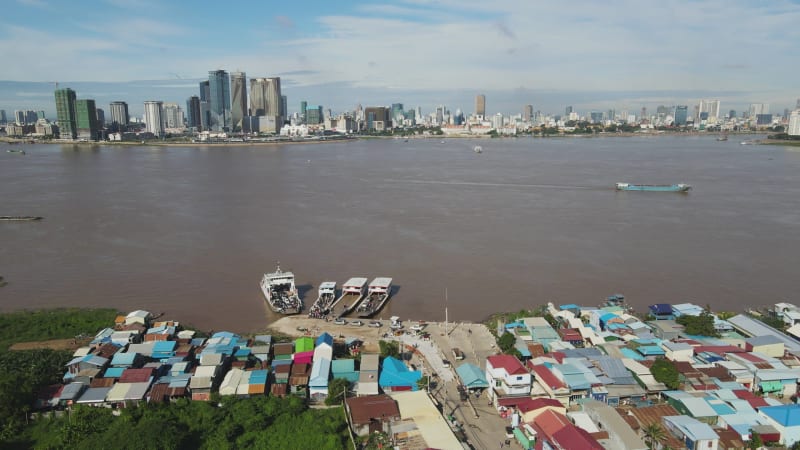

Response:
(643, 423), (667, 450)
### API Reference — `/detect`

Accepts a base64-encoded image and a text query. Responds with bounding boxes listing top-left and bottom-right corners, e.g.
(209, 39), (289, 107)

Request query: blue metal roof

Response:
(104, 367), (125, 378)
(760, 405), (800, 427)
(456, 363), (489, 389)
(637, 345), (665, 356)
(379, 356), (421, 389)
(111, 352), (137, 366)
(559, 304), (579, 311)
(316, 332), (333, 347)
(619, 348), (645, 360)
(649, 304), (673, 315)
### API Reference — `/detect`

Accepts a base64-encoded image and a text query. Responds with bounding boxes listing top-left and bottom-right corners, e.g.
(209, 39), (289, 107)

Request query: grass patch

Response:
(0, 308), (119, 351)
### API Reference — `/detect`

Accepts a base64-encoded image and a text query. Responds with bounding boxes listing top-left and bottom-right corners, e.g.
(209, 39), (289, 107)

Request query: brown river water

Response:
(1, 136), (799, 332)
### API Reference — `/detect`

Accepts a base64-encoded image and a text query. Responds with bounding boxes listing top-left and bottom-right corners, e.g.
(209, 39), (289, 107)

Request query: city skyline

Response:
(1, 0), (799, 116)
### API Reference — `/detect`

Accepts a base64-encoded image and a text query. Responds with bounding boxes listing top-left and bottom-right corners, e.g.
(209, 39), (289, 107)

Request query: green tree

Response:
(749, 431), (763, 450)
(326, 378), (351, 406)
(675, 311), (719, 337)
(379, 340), (399, 358)
(643, 423), (666, 450)
(498, 332), (516, 353)
(650, 358), (680, 390)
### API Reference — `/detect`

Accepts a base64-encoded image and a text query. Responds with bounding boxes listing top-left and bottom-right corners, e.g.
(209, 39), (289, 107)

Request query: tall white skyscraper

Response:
(163, 103), (184, 129)
(230, 71), (247, 132)
(143, 101), (165, 137)
(788, 110), (800, 136)
(749, 103), (769, 118)
(698, 99), (720, 122)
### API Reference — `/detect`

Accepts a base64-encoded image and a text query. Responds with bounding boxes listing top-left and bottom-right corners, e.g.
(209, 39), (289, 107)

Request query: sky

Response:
(1, 0), (799, 117)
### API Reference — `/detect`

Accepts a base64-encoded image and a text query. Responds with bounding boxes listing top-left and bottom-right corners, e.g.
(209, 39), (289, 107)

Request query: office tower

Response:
(590, 111), (603, 123)
(75, 99), (99, 140)
(0, 110), (5, 124)
(698, 99), (720, 121)
(300, 101), (308, 124)
(492, 113), (503, 129)
(391, 103), (404, 120)
(475, 94), (486, 118)
(143, 101), (165, 137)
(280, 95), (287, 119)
(249, 77), (282, 121)
(607, 109), (615, 121)
(250, 78), (267, 116)
(749, 103), (769, 119)
(674, 105), (688, 126)
(265, 77), (281, 117)
(199, 80), (210, 102)
(729, 110), (736, 119)
(640, 107), (647, 121)
(96, 108), (105, 126)
(364, 106), (390, 130)
(54, 87), (78, 139)
(198, 80), (211, 129)
(523, 105), (533, 122)
(306, 105), (323, 125)
(186, 96), (201, 130)
(109, 101), (129, 130)
(565, 105), (573, 116)
(796, 99), (800, 110)
(163, 103), (184, 128)
(788, 110), (800, 136)
(230, 71), (247, 132)
(784, 109), (790, 120)
(208, 70), (231, 131)
(14, 110), (25, 125)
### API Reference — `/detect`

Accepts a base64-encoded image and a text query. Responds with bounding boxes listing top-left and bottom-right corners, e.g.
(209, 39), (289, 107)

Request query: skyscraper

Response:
(14, 110), (25, 125)
(96, 108), (105, 126)
(54, 88), (78, 139)
(674, 105), (688, 126)
(698, 99), (720, 122)
(230, 71), (247, 132)
(163, 103), (184, 129)
(143, 101), (165, 137)
(109, 101), (129, 130)
(280, 95), (287, 119)
(475, 94), (486, 118)
(0, 110), (6, 124)
(364, 106), (390, 130)
(300, 101), (308, 124)
(306, 105), (323, 125)
(565, 106), (573, 116)
(523, 104), (533, 122)
(248, 77), (281, 119)
(788, 110), (800, 136)
(186, 96), (201, 130)
(207, 70), (230, 131)
(75, 99), (99, 140)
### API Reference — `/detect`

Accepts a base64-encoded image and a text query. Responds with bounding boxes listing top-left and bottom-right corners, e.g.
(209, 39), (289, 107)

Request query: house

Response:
(662, 341), (694, 362)
(273, 342), (294, 361)
(745, 335), (785, 358)
(629, 404), (685, 450)
(75, 386), (112, 406)
(649, 320), (685, 340)
(456, 363), (489, 390)
(530, 409), (604, 450)
(486, 355), (531, 405)
(65, 355), (109, 377)
(295, 336), (314, 354)
(105, 382), (152, 406)
(58, 382), (87, 407)
(649, 304), (674, 320)
(662, 391), (719, 424)
(516, 397), (566, 423)
(379, 356), (421, 392)
(309, 357), (331, 401)
(314, 333), (333, 361)
(345, 394), (401, 437)
(662, 415), (720, 450)
(389, 390), (463, 450)
(758, 404), (800, 446)
(331, 359), (359, 383)
(529, 363), (570, 406)
(124, 310), (152, 326)
(289, 363), (310, 397)
(581, 400), (647, 450)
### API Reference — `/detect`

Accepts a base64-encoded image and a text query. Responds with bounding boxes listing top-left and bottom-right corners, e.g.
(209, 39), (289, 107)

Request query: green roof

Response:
(295, 337), (314, 353)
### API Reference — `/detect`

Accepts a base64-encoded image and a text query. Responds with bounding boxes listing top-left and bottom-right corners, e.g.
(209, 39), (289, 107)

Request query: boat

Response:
(615, 183), (691, 192)
(6, 149), (26, 154)
(356, 277), (393, 318)
(330, 277), (368, 318)
(474, 145), (482, 153)
(308, 281), (337, 318)
(0, 216), (42, 221)
(259, 264), (303, 315)
(717, 135), (728, 141)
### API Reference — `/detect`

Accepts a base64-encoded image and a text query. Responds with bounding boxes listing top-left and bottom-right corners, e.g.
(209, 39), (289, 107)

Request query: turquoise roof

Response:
(379, 356), (421, 389)
(316, 332), (333, 347)
(456, 363), (489, 389)
(111, 352), (137, 366)
(620, 348), (644, 360)
(104, 367), (125, 378)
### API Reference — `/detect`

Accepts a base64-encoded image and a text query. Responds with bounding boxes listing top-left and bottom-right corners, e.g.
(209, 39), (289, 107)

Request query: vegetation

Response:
(642, 423), (666, 450)
(650, 358), (680, 390)
(497, 332), (516, 354)
(484, 306), (548, 337)
(11, 396), (351, 449)
(675, 312), (720, 337)
(0, 308), (118, 351)
(378, 340), (399, 359)
(326, 378), (351, 406)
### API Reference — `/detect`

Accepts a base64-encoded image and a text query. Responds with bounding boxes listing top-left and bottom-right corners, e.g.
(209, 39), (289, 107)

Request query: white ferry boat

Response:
(308, 281), (337, 318)
(260, 264), (303, 315)
(356, 277), (393, 318)
(330, 277), (368, 318)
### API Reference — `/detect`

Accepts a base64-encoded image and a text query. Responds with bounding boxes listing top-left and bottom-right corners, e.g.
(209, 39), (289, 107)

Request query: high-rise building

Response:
(109, 101), (129, 130)
(300, 101), (308, 124)
(788, 110), (800, 136)
(230, 71), (247, 132)
(163, 103), (184, 129)
(698, 99), (720, 122)
(364, 106), (390, 130)
(749, 103), (769, 119)
(729, 110), (736, 119)
(143, 101), (165, 137)
(523, 105), (533, 122)
(280, 95), (287, 119)
(207, 70), (230, 131)
(96, 108), (105, 126)
(674, 105), (688, 126)
(36, 110), (45, 120)
(54, 87), (78, 139)
(391, 103), (404, 123)
(0, 110), (6, 124)
(475, 94), (486, 118)
(796, 99), (800, 110)
(14, 110), (25, 125)
(640, 107), (647, 121)
(306, 105), (323, 125)
(565, 106), (573, 116)
(75, 99), (99, 140)
(249, 78), (267, 116)
(186, 96), (201, 130)
(590, 111), (603, 123)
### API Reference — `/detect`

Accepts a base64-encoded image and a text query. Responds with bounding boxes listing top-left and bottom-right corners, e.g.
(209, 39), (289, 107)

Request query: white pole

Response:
(445, 287), (448, 336)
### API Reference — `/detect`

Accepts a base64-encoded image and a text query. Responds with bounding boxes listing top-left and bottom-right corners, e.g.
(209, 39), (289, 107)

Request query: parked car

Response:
(350, 320), (363, 326)
(390, 322), (403, 330)
(410, 323), (425, 332)
(369, 321), (382, 328)
(442, 359), (451, 368)
(334, 318), (347, 325)
(452, 348), (465, 360)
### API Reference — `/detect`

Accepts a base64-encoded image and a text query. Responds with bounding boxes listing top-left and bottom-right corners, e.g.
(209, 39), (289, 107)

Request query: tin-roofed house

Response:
(309, 357), (332, 402)
(486, 355), (531, 406)
(456, 363), (489, 391)
(379, 356), (421, 392)
(758, 404), (800, 446)
(662, 415), (720, 450)
(289, 363), (310, 398)
(331, 359), (359, 384)
(357, 354), (380, 396)
(345, 394), (401, 437)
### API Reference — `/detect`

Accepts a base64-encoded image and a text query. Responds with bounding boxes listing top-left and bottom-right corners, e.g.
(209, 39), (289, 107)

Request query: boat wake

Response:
(385, 179), (595, 190)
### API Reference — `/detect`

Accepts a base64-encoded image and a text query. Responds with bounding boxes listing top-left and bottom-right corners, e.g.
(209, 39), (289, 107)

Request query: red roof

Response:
(552, 423), (604, 450)
(735, 352), (766, 363)
(532, 409), (570, 440)
(517, 397), (563, 414)
(119, 368), (154, 383)
(487, 355), (527, 375)
(733, 390), (769, 408)
(528, 364), (566, 390)
(694, 345), (745, 355)
(498, 396), (533, 407)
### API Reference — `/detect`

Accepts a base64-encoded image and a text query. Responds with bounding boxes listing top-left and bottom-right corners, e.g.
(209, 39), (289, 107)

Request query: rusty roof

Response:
(629, 404), (683, 450)
(345, 395), (401, 426)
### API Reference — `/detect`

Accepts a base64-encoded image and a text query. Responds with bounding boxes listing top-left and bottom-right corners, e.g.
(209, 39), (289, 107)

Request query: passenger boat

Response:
(356, 278), (393, 318)
(308, 281), (337, 318)
(474, 145), (482, 153)
(330, 277), (368, 318)
(615, 183), (691, 192)
(259, 264), (303, 315)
